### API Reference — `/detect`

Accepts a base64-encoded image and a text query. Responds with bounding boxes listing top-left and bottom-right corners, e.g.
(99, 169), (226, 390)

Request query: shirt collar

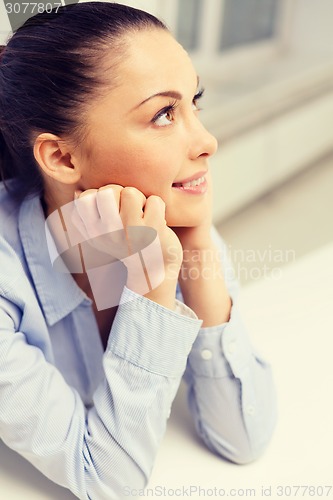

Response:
(18, 195), (89, 326)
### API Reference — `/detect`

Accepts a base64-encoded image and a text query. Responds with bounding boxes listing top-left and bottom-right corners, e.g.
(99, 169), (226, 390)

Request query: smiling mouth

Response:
(172, 175), (207, 194)
(172, 176), (206, 188)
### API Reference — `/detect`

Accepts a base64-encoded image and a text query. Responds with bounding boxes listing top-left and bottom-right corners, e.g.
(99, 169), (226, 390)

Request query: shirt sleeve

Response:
(0, 288), (202, 500)
(182, 226), (277, 464)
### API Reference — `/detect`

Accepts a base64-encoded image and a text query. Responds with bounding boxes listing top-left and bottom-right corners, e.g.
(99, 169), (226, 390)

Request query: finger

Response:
(78, 188), (97, 198)
(57, 190), (99, 246)
(70, 189), (102, 245)
(143, 195), (166, 228)
(74, 189), (100, 222)
(96, 185), (123, 231)
(119, 187), (146, 226)
(98, 184), (123, 209)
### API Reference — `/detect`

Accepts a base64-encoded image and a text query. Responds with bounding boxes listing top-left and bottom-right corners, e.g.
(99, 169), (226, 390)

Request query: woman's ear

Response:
(33, 132), (81, 184)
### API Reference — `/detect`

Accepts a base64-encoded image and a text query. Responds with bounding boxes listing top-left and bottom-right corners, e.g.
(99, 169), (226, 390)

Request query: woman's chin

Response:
(166, 213), (207, 228)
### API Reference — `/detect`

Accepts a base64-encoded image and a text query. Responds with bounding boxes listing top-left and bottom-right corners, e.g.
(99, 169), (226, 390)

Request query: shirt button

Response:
(201, 349), (213, 360)
(246, 405), (255, 416)
(227, 340), (237, 355)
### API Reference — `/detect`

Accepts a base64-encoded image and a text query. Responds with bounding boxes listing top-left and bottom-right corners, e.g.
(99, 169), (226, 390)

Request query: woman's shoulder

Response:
(0, 179), (21, 218)
(0, 181), (22, 250)
(0, 182), (32, 295)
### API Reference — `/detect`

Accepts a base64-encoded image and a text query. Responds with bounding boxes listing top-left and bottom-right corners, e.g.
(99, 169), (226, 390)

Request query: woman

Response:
(0, 3), (277, 499)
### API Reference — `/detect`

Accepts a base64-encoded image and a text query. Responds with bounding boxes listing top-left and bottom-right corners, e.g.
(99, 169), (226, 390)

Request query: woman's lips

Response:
(172, 175), (208, 194)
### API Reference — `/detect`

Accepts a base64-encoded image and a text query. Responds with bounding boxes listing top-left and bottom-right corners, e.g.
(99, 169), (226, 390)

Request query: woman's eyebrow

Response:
(133, 90), (183, 111)
(132, 76), (200, 112)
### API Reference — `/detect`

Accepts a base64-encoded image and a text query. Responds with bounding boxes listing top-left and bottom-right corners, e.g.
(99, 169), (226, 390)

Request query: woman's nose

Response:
(188, 119), (218, 160)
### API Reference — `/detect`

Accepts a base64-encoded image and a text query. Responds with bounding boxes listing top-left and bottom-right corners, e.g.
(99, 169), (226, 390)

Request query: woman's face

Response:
(74, 29), (218, 227)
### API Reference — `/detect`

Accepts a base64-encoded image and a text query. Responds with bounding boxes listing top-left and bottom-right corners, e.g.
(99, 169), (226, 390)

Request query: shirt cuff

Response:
(106, 286), (203, 378)
(173, 299), (199, 319)
(187, 300), (253, 378)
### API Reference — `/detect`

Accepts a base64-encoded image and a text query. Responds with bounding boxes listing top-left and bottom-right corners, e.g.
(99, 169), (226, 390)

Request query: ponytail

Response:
(0, 45), (12, 185)
(0, 127), (13, 182)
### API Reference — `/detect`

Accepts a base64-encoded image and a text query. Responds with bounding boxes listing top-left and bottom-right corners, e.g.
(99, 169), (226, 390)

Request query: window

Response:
(174, 0), (282, 53)
(154, 0), (290, 76)
(219, 0), (279, 51)
(176, 0), (202, 51)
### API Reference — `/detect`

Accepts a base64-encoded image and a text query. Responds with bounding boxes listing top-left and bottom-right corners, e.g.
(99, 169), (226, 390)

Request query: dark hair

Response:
(0, 2), (167, 202)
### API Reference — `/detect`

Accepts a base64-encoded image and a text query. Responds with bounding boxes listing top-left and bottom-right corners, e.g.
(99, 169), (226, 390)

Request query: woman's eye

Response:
(192, 88), (205, 112)
(153, 106), (175, 127)
(152, 89), (204, 127)
(192, 98), (202, 112)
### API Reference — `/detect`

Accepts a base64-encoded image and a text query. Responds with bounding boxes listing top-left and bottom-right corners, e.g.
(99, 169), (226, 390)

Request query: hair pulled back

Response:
(0, 2), (166, 202)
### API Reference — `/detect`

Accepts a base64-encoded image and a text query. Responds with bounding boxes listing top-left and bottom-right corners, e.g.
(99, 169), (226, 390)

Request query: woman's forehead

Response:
(112, 29), (195, 89)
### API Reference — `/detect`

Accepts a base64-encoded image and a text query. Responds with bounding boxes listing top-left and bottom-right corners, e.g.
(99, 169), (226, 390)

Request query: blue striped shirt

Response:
(0, 182), (277, 499)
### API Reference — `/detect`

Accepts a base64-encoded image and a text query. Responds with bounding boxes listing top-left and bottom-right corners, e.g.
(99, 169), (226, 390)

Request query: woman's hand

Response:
(72, 185), (183, 309)
(170, 173), (232, 326)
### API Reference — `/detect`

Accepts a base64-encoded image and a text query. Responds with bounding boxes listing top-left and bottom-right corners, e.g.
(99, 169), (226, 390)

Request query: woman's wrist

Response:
(143, 274), (179, 310)
(177, 241), (232, 326)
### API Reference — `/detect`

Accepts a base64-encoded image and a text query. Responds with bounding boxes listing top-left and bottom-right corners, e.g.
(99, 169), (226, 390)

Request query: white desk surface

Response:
(1, 241), (333, 499)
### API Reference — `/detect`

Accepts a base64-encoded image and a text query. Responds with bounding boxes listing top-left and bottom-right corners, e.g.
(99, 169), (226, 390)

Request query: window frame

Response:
(155, 0), (295, 81)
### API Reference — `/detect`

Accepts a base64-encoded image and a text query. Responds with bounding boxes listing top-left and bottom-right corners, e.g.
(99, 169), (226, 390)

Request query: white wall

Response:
(290, 0), (333, 54)
(210, 91), (333, 220)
